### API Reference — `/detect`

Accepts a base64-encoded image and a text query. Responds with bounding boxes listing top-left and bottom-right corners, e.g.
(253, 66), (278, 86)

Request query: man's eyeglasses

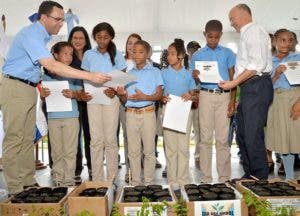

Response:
(47, 15), (65, 23)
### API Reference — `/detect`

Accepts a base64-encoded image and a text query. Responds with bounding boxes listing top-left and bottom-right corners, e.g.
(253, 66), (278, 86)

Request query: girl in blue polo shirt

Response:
(42, 41), (81, 186)
(161, 39), (196, 191)
(116, 40), (163, 186)
(81, 22), (127, 182)
(266, 29), (300, 181)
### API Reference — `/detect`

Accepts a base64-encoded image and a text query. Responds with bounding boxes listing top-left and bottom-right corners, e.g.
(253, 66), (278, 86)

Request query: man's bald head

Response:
(229, 4), (252, 32)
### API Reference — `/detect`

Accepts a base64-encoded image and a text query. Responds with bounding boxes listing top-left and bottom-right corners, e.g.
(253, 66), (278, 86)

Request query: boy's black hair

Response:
(169, 38), (189, 69)
(205, 19), (223, 32)
(38, 1), (63, 20)
(92, 22), (116, 66)
(68, 26), (92, 54)
(187, 41), (201, 50)
(134, 40), (151, 54)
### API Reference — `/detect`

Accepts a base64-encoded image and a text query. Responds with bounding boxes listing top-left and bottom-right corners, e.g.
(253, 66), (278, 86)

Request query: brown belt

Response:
(126, 105), (155, 114)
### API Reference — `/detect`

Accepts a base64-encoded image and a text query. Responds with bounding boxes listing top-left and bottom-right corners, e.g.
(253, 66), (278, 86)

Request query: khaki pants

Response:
(0, 77), (37, 193)
(48, 118), (79, 186)
(163, 106), (192, 188)
(87, 97), (119, 181)
(198, 91), (231, 183)
(126, 110), (156, 186)
(192, 107), (201, 159)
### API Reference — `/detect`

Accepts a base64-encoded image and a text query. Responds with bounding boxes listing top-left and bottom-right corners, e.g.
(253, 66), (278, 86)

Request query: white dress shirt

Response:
(235, 22), (272, 77)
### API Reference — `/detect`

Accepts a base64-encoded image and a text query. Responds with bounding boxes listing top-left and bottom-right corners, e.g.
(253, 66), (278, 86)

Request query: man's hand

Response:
(89, 73), (111, 84)
(219, 80), (239, 90)
(290, 98), (300, 120)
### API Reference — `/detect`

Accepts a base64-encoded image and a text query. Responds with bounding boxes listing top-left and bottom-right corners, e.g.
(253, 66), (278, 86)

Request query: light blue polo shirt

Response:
(81, 48), (126, 72)
(126, 63), (164, 108)
(43, 70), (81, 119)
(162, 65), (196, 96)
(190, 44), (236, 89)
(2, 22), (52, 83)
(272, 52), (300, 90)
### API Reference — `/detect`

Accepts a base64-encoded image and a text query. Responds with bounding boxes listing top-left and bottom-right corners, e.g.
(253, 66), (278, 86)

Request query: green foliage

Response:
(111, 204), (122, 216)
(243, 190), (296, 216)
(274, 206), (296, 216)
(75, 209), (96, 216)
(173, 198), (188, 216)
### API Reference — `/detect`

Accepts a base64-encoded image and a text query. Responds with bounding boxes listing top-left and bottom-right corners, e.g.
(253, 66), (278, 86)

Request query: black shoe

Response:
(268, 162), (274, 174)
(23, 183), (40, 189)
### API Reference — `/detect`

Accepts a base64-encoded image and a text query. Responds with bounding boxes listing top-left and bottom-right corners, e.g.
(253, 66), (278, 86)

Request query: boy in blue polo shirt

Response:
(190, 20), (236, 183)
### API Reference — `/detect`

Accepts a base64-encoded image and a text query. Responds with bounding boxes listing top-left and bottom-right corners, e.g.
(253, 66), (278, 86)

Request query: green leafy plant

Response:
(243, 190), (296, 216)
(111, 204), (122, 216)
(75, 209), (96, 216)
(173, 198), (188, 216)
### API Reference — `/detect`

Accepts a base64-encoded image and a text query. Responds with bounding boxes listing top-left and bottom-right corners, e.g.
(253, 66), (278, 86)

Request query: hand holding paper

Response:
(42, 81), (72, 112)
(103, 70), (136, 88)
(281, 61), (300, 85)
(195, 61), (223, 83)
(163, 94), (192, 133)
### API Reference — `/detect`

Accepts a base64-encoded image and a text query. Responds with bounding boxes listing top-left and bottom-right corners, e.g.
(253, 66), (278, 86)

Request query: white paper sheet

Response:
(162, 94), (192, 133)
(83, 81), (111, 105)
(195, 61), (223, 83)
(281, 61), (300, 85)
(42, 81), (72, 112)
(103, 70), (136, 88)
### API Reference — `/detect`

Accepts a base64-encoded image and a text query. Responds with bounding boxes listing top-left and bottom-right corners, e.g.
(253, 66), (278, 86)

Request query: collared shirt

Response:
(126, 63), (164, 108)
(2, 22), (52, 83)
(81, 48), (126, 72)
(190, 44), (236, 89)
(43, 70), (81, 119)
(162, 65), (196, 96)
(235, 22), (272, 77)
(272, 52), (300, 90)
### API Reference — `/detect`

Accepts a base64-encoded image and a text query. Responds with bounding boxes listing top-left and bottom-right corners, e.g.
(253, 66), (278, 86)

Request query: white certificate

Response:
(103, 70), (136, 88)
(42, 81), (72, 112)
(162, 94), (192, 133)
(281, 61), (300, 85)
(83, 81), (111, 105)
(195, 61), (223, 83)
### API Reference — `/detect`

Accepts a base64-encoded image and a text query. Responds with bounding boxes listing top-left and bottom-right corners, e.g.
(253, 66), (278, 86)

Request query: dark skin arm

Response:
(227, 67), (237, 117)
(116, 86), (163, 104)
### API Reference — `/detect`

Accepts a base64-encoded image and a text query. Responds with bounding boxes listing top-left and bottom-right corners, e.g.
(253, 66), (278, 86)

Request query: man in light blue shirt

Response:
(0, 1), (111, 195)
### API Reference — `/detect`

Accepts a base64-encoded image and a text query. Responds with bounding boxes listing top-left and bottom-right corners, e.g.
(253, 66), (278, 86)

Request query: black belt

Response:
(200, 87), (230, 94)
(127, 104), (153, 109)
(3, 74), (38, 87)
